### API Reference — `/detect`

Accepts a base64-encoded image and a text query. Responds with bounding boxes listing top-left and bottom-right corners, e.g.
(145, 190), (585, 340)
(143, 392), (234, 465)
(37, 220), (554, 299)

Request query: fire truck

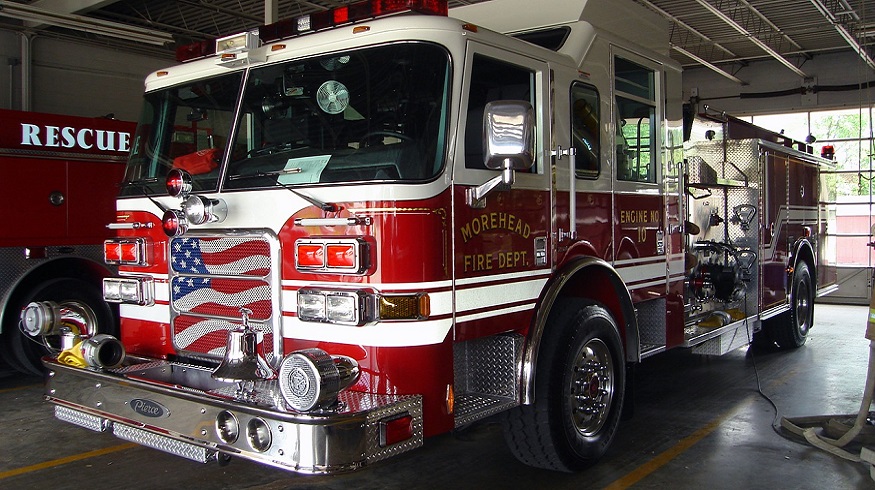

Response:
(0, 109), (132, 375)
(22, 0), (836, 474)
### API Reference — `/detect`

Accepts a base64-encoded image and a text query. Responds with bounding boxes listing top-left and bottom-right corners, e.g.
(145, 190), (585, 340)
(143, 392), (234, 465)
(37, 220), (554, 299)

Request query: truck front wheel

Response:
(2, 278), (116, 376)
(502, 300), (625, 472)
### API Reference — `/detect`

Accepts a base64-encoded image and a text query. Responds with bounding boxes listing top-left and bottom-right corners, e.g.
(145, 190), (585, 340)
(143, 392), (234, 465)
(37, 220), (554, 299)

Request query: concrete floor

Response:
(1, 303), (873, 489)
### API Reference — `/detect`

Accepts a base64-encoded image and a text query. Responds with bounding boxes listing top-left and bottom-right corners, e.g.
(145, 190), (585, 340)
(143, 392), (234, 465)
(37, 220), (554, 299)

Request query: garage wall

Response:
(1, 29), (171, 121)
(682, 50), (875, 116)
(0, 30), (18, 110)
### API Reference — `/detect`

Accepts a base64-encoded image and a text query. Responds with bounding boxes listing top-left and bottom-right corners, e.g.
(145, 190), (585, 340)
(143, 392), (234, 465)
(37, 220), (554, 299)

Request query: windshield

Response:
(120, 42), (450, 196)
(225, 42), (449, 189)
(122, 72), (242, 196)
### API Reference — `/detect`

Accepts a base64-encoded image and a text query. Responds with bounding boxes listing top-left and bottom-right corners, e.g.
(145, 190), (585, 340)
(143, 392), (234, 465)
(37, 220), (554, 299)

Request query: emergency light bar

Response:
(260, 0), (447, 43)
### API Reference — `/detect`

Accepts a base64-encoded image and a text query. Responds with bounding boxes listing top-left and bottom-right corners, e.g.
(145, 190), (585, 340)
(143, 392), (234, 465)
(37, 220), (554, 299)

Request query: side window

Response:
(465, 54), (535, 170)
(571, 83), (600, 178)
(614, 57), (656, 183)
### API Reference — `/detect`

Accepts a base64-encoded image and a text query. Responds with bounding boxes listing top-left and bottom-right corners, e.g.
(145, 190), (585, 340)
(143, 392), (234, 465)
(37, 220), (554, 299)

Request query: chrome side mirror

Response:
(467, 100), (535, 207)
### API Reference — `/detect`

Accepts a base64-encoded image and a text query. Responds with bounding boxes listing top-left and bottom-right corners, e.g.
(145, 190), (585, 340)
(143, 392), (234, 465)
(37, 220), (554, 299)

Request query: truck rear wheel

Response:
(502, 300), (625, 472)
(2, 278), (115, 376)
(764, 261), (813, 349)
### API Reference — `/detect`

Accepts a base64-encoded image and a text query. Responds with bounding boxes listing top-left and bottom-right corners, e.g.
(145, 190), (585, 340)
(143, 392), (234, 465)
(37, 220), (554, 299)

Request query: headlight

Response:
(297, 289), (372, 325)
(103, 276), (154, 305)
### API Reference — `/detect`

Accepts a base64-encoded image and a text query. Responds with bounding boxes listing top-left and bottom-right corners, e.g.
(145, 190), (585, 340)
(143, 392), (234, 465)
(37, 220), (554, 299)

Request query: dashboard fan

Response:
(316, 80), (349, 115)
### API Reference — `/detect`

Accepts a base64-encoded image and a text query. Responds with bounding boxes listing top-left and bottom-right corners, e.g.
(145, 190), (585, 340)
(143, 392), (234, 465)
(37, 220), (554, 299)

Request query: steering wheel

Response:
(358, 131), (413, 148)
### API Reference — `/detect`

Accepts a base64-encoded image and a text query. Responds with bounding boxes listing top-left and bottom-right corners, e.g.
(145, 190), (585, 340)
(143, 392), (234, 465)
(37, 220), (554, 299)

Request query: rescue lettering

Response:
(20, 123), (131, 153)
(460, 212), (531, 243)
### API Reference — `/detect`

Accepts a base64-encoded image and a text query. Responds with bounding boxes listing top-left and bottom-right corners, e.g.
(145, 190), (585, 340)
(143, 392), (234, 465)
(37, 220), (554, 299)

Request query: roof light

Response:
(176, 40), (215, 63)
(215, 30), (259, 55)
(260, 0), (447, 43)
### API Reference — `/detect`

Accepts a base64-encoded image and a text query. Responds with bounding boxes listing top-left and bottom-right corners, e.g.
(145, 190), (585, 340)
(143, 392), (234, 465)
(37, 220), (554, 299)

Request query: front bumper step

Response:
(44, 357), (423, 474)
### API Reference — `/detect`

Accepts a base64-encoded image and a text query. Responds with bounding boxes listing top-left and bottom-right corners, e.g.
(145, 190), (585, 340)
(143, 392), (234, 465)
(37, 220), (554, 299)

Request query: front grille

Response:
(168, 232), (280, 362)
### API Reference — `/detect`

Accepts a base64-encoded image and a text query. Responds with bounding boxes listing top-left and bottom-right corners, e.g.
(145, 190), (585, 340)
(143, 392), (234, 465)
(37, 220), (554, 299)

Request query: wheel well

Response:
(792, 240), (816, 288)
(0, 257), (115, 334)
(521, 257), (638, 404)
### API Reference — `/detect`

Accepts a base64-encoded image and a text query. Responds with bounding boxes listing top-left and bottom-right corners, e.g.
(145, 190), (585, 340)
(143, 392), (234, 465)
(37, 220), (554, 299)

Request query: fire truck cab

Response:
(24, 0), (834, 475)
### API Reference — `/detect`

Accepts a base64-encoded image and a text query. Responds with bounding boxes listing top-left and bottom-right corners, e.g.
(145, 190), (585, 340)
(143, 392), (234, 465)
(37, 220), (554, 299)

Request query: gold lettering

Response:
(461, 223), (473, 243)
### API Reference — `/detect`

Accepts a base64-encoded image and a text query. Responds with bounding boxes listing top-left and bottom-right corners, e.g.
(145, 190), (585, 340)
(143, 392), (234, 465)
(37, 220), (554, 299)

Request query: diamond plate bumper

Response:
(43, 357), (422, 474)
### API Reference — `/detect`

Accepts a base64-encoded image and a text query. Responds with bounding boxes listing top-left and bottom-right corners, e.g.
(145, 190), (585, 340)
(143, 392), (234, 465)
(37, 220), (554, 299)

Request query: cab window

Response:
(571, 83), (600, 178)
(465, 55), (535, 170)
(614, 57), (656, 183)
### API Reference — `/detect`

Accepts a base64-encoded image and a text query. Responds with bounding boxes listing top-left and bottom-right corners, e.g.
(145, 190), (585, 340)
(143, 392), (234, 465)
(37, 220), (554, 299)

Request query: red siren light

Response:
(176, 40), (216, 63)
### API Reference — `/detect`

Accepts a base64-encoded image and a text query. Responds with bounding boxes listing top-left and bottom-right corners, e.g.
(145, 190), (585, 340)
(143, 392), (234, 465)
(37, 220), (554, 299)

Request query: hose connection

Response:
(20, 301), (124, 369)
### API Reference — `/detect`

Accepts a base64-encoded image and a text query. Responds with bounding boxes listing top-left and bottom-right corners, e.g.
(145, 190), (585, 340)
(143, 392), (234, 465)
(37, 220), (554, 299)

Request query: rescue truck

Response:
(0, 109), (132, 375)
(22, 0), (837, 474)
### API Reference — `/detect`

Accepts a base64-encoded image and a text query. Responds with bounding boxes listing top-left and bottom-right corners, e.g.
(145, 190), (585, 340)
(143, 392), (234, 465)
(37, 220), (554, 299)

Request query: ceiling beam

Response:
(693, 0), (807, 77)
(672, 44), (747, 84)
(809, 0), (875, 72)
(25, 0), (120, 29)
(0, 0), (173, 45)
(637, 0), (737, 59)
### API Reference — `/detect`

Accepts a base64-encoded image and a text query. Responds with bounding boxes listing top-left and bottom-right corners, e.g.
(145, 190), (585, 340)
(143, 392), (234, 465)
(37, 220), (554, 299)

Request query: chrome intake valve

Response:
(20, 300), (125, 369)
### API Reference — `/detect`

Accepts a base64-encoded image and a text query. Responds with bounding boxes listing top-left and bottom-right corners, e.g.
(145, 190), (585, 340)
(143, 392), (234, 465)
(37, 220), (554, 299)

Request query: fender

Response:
(520, 255), (638, 405)
(790, 237), (816, 281)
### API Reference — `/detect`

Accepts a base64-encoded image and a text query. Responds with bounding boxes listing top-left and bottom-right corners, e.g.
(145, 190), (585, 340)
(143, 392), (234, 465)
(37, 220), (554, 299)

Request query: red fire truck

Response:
(0, 109), (133, 375)
(22, 0), (836, 474)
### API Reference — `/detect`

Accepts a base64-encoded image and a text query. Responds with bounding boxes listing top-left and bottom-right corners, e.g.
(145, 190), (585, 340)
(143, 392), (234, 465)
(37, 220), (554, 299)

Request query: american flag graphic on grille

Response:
(169, 236), (275, 360)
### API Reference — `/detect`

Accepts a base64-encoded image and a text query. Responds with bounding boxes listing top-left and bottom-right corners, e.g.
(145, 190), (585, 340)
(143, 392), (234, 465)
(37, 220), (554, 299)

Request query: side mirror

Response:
(468, 101), (535, 207)
(483, 100), (535, 171)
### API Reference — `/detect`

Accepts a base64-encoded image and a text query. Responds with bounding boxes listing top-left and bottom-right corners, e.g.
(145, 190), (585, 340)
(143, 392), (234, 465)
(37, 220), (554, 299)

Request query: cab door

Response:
(610, 49), (676, 346)
(452, 44), (552, 342)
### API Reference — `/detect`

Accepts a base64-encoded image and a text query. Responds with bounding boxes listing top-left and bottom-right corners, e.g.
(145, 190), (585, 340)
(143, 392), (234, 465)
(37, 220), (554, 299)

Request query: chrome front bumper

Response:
(43, 357), (423, 474)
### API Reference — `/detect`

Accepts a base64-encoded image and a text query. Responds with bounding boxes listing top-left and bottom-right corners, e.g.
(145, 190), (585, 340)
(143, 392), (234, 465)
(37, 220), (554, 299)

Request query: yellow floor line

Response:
(603, 398), (751, 489)
(0, 443), (136, 481)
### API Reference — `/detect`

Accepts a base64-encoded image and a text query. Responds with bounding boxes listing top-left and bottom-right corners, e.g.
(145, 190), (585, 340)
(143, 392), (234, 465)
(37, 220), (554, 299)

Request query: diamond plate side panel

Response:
(453, 334), (522, 399)
(691, 322), (753, 355)
(636, 298), (666, 346)
(686, 140), (762, 323)
(365, 395), (423, 464)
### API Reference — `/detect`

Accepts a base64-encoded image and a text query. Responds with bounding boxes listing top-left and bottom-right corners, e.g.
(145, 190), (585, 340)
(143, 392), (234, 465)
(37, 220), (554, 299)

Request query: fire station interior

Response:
(2, 0), (875, 488)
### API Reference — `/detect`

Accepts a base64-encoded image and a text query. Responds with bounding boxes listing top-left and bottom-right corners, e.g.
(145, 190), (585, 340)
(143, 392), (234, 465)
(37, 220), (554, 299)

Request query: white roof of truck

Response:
(450, 0), (670, 60)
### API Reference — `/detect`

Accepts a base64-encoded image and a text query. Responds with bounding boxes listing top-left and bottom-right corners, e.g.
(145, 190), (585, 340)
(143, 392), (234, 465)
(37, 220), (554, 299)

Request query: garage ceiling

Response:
(1, 0), (873, 80)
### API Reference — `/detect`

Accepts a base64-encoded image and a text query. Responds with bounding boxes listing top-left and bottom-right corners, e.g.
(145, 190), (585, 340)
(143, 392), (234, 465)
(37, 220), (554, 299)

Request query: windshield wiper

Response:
(121, 178), (169, 213)
(228, 171), (336, 212)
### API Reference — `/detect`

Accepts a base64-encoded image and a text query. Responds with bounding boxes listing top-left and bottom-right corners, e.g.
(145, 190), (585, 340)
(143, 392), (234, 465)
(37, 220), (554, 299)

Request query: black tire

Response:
(2, 278), (116, 376)
(765, 261), (814, 349)
(502, 300), (625, 472)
